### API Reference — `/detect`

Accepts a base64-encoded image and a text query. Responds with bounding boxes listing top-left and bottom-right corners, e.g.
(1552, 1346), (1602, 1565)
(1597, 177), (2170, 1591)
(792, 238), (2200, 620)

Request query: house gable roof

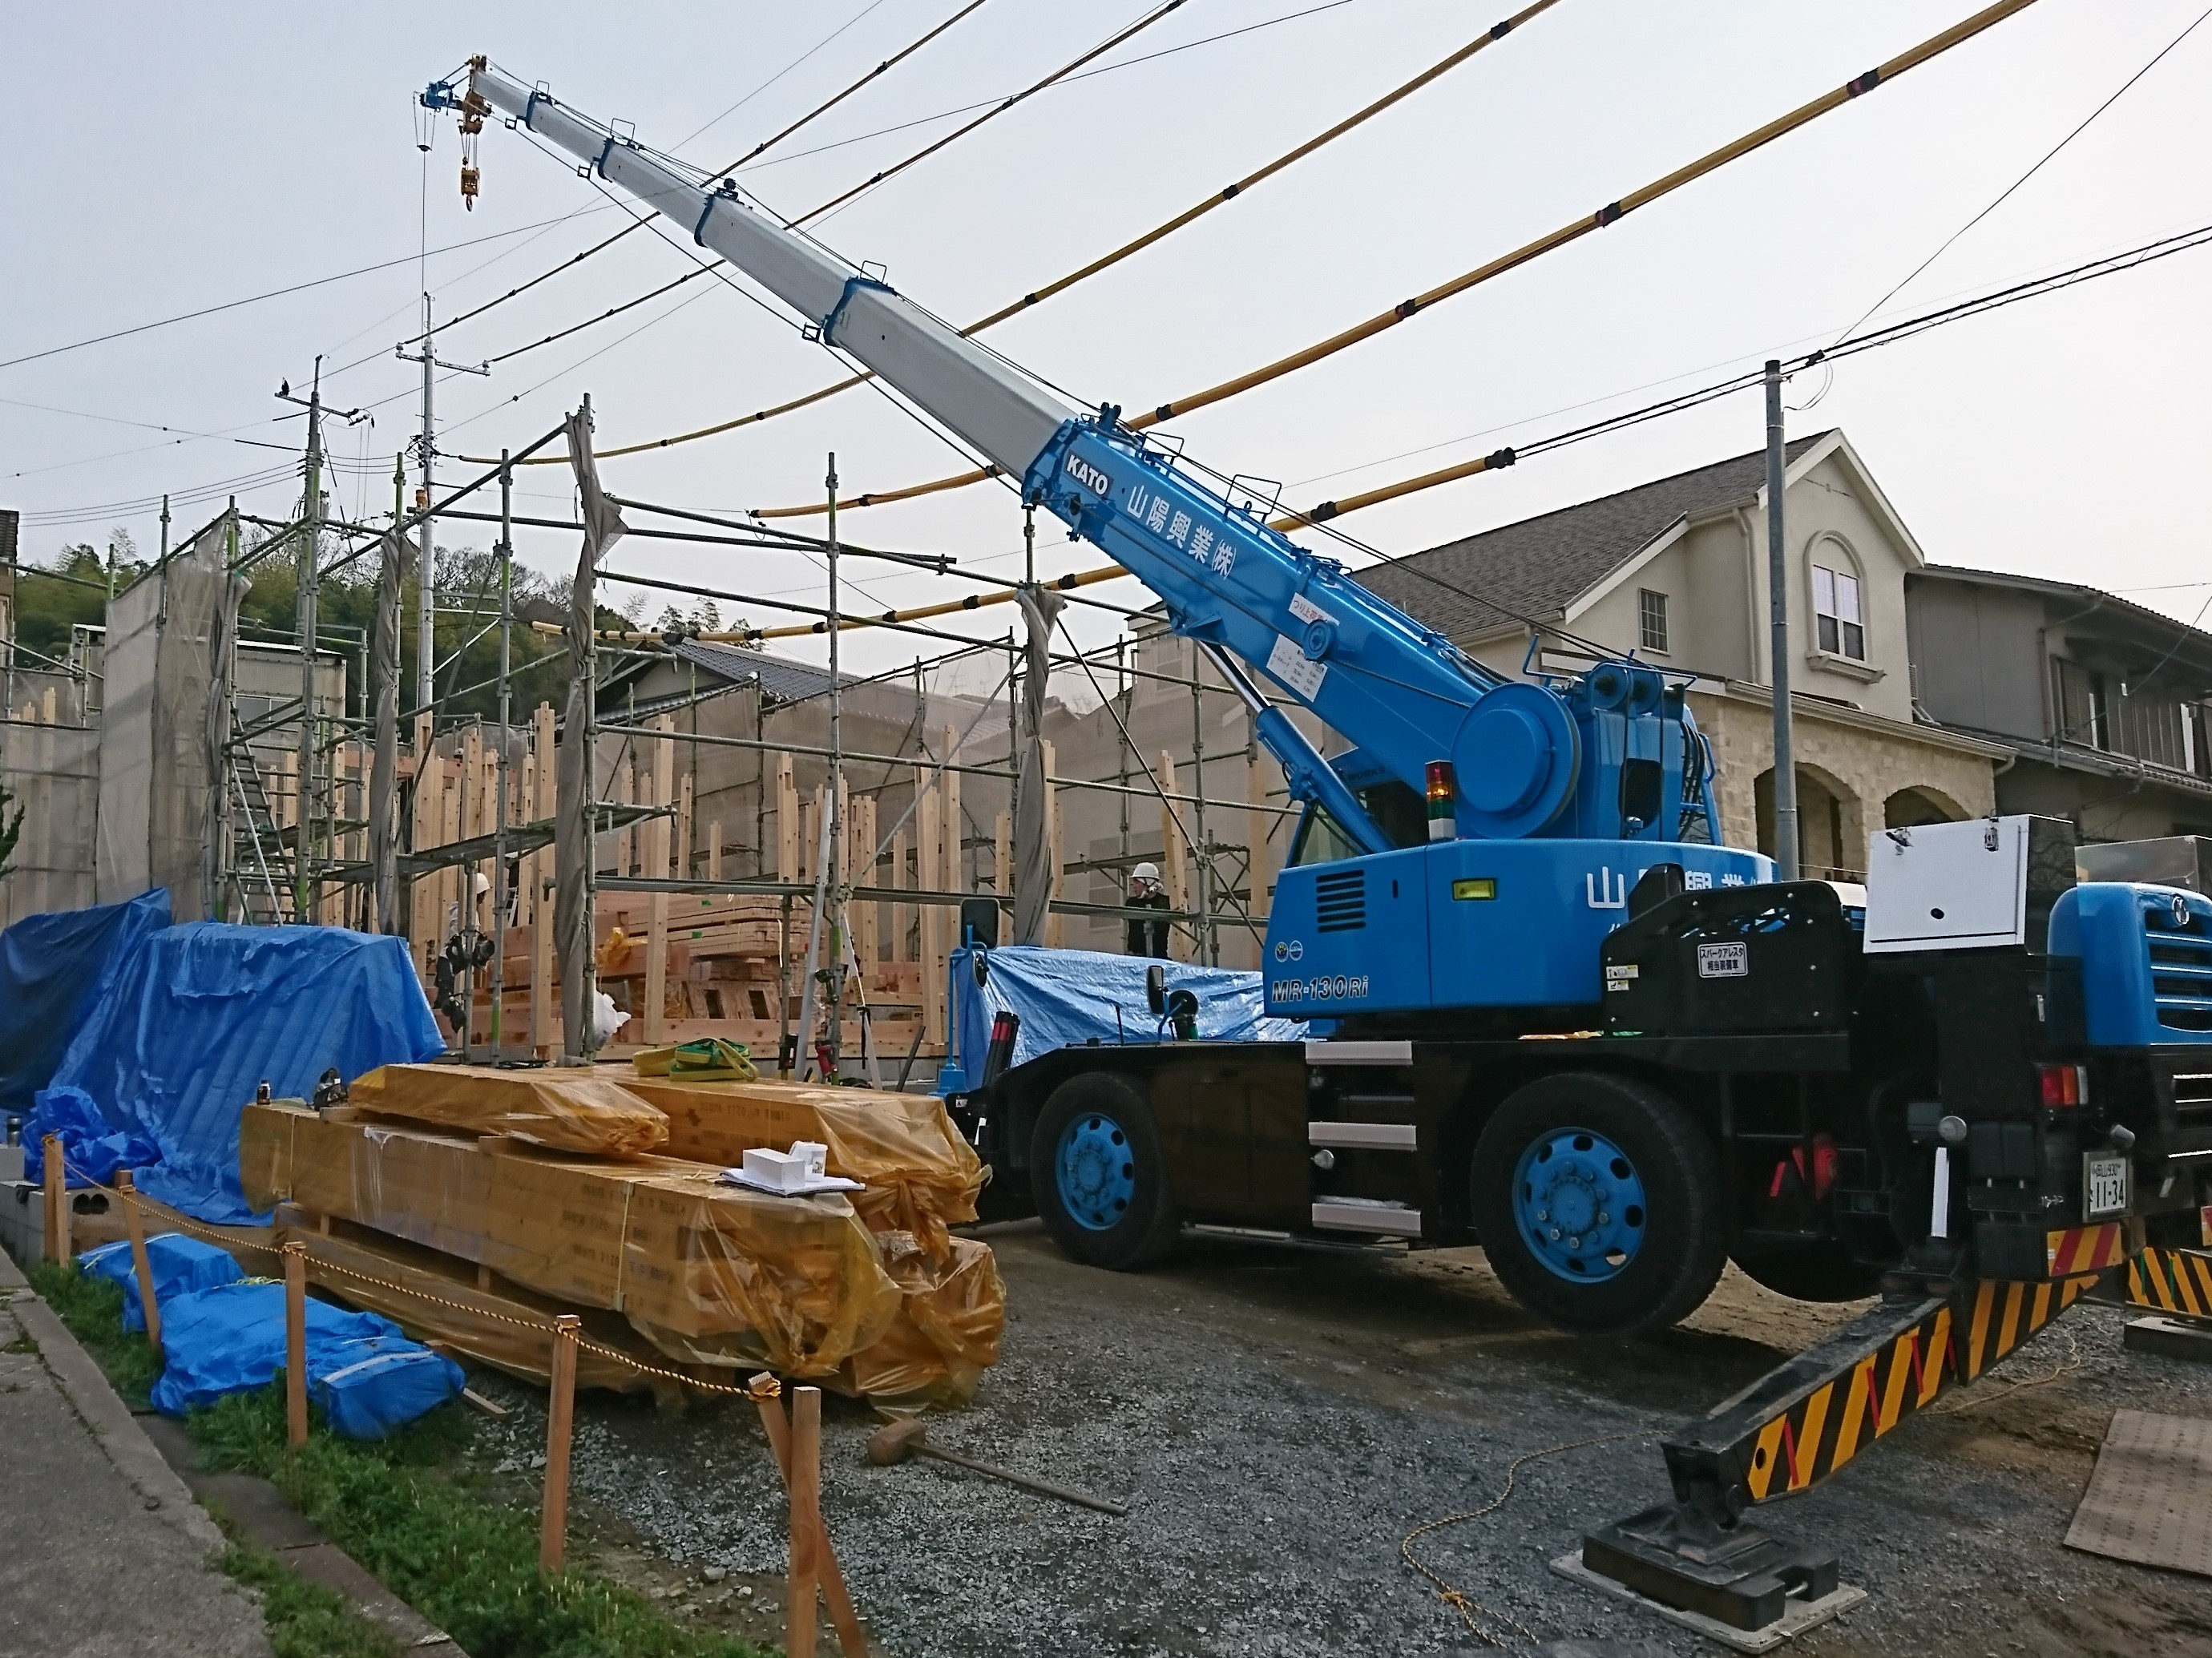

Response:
(1352, 433), (1831, 639)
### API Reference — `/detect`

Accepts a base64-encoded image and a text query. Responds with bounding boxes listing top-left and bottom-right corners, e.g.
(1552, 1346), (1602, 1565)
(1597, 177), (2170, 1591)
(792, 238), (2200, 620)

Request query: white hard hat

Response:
(1131, 861), (1160, 882)
(470, 872), (491, 898)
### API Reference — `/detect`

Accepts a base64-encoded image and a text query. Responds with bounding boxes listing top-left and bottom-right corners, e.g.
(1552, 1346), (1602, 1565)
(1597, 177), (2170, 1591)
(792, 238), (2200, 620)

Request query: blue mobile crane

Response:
(459, 60), (2212, 1636)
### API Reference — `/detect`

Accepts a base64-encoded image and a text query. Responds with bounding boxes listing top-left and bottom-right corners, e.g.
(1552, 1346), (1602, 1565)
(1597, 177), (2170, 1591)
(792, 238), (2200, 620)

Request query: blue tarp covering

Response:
(76, 1232), (244, 1333)
(943, 945), (1309, 1090)
(26, 925), (444, 1222)
(0, 890), (170, 1125)
(149, 1280), (463, 1435)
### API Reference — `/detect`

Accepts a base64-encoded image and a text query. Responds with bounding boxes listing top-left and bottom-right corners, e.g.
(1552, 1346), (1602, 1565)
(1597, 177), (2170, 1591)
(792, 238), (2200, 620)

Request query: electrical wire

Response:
(413, 1), (994, 350)
(0, 212), (611, 375)
(740, 0), (2042, 518)
(790, 0), (1191, 228)
(461, 0), (1559, 466)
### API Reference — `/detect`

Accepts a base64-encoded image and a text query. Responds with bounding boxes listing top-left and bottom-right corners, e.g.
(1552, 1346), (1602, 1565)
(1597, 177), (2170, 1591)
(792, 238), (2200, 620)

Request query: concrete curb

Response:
(0, 1243), (228, 1555)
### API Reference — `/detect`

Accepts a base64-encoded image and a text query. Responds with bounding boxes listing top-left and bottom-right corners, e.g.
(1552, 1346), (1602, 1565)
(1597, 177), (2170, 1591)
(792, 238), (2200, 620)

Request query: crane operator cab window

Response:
(1287, 779), (1425, 867)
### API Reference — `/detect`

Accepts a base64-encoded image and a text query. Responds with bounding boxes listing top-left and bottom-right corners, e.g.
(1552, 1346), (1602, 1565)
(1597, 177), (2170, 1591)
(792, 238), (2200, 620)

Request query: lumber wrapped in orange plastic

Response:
(348, 1063), (669, 1156)
(240, 1102), (899, 1376)
(623, 1076), (984, 1256)
(276, 1214), (664, 1397)
(842, 1231), (1007, 1410)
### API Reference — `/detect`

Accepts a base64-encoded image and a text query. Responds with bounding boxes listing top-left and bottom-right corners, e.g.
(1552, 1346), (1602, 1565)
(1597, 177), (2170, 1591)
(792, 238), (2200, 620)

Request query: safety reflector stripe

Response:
(2047, 1222), (2128, 1276)
(2121, 1246), (2212, 1317)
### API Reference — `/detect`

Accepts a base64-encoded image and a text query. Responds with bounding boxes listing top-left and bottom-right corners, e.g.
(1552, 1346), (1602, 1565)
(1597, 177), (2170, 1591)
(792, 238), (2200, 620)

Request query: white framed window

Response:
(1812, 562), (1864, 660)
(1637, 588), (1669, 654)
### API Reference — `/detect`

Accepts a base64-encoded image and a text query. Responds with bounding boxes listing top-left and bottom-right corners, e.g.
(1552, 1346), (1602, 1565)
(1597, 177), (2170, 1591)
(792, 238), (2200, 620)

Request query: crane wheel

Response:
(1030, 1072), (1181, 1272)
(1469, 1071), (1727, 1337)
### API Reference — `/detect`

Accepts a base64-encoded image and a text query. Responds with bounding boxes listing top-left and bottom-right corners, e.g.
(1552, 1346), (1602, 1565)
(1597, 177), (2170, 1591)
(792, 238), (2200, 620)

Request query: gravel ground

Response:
(465, 1223), (2212, 1657)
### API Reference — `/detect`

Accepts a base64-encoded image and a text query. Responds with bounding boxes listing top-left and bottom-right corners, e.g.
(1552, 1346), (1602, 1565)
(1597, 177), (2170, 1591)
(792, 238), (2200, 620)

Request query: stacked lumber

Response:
(239, 1070), (1002, 1408)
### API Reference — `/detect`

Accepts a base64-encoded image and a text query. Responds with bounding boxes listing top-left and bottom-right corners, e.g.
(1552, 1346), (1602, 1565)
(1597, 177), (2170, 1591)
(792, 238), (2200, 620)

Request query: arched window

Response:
(1807, 535), (1866, 662)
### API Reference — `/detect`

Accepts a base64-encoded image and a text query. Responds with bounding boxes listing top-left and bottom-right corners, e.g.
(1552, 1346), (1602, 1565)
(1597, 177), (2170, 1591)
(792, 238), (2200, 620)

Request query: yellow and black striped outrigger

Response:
(1583, 1220), (2196, 1631)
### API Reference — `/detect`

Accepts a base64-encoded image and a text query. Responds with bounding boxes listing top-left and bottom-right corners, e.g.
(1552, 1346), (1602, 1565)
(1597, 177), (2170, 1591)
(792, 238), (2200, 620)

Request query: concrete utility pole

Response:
(394, 297), (489, 713)
(1765, 359), (1798, 881)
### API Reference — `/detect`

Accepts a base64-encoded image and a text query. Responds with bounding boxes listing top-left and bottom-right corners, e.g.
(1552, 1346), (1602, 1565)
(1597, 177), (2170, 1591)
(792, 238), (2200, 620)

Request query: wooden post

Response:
(540, 1313), (582, 1572)
(1160, 750), (1189, 960)
(787, 1386), (823, 1658)
(1043, 739), (1065, 949)
(41, 1134), (66, 1266)
(284, 1241), (308, 1448)
(644, 716), (675, 1045)
(939, 725), (962, 902)
(993, 809), (1011, 899)
(531, 703), (556, 1055)
(119, 1172), (162, 1357)
(889, 826), (909, 964)
(852, 795), (878, 970)
(776, 754), (800, 882)
(916, 768), (943, 1049)
(750, 1377), (866, 1656)
(708, 817), (724, 883)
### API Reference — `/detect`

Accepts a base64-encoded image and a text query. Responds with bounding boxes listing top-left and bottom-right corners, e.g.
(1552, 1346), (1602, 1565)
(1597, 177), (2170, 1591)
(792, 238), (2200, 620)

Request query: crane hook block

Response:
(460, 163), (481, 209)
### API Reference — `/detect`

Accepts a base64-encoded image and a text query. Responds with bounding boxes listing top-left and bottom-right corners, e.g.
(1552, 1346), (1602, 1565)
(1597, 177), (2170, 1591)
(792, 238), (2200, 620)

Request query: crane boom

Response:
(464, 63), (1766, 1018)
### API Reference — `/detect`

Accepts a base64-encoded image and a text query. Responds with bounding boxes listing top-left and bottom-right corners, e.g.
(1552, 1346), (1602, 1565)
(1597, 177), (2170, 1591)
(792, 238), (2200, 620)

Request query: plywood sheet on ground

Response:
(2066, 1408), (2212, 1577)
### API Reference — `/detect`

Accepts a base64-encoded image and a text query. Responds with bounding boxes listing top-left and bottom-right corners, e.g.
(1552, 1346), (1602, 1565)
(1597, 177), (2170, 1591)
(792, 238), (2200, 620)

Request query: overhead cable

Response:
(741, 0), (2041, 518)
(658, 213), (2212, 645)
(791, 0), (1191, 227)
(412, 0), (996, 349)
(466, 0), (1561, 465)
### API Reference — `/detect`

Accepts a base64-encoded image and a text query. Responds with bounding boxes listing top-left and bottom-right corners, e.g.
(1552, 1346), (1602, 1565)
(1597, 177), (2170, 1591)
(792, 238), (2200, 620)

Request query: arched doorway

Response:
(1884, 785), (1966, 829)
(1754, 764), (1864, 880)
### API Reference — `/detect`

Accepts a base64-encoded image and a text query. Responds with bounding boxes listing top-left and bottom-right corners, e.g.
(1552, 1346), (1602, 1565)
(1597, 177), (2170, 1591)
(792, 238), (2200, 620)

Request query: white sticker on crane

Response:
(1267, 633), (1328, 701)
(1288, 591), (1336, 627)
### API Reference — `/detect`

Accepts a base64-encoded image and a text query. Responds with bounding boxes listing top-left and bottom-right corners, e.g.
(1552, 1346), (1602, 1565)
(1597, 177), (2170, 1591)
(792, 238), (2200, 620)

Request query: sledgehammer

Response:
(865, 1418), (1127, 1515)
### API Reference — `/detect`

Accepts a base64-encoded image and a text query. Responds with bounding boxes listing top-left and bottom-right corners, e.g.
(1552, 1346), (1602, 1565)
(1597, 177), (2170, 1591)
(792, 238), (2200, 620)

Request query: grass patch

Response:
(220, 1541), (400, 1658)
(35, 1261), (769, 1658)
(29, 1261), (163, 1406)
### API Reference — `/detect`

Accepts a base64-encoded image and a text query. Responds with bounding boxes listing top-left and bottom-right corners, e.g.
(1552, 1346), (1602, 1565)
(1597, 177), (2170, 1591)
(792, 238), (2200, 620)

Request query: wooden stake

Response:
(283, 1240), (308, 1448)
(749, 1377), (867, 1656)
(787, 1386), (823, 1658)
(540, 1313), (582, 1572)
(119, 1171), (162, 1357)
(41, 1134), (66, 1266)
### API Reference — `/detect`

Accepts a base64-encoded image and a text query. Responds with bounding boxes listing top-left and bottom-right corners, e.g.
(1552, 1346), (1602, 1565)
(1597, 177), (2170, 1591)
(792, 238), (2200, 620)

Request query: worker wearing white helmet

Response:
(435, 870), (497, 1042)
(1125, 861), (1171, 958)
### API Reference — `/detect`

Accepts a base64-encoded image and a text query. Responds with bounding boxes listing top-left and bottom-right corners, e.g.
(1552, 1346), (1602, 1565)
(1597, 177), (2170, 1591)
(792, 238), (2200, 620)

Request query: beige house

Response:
(1358, 430), (2004, 878)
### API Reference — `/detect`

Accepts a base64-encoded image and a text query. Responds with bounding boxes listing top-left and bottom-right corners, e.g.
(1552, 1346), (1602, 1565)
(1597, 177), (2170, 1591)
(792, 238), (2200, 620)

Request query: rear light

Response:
(1425, 760), (1456, 842)
(2038, 1063), (2089, 1108)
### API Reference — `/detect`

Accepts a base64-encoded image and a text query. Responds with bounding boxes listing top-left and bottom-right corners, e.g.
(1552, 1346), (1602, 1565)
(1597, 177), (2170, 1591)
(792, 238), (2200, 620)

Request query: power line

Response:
(0, 212), (609, 375)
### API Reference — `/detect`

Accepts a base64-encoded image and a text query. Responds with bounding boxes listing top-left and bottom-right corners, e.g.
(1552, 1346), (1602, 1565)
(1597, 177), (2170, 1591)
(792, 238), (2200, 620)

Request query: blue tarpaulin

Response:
(149, 1280), (463, 1436)
(943, 945), (1308, 1090)
(76, 1232), (244, 1333)
(26, 925), (444, 1221)
(0, 890), (169, 1125)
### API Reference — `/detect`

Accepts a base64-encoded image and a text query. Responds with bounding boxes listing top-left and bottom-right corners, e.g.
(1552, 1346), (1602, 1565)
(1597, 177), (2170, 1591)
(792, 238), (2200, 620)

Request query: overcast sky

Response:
(5, 0), (2209, 684)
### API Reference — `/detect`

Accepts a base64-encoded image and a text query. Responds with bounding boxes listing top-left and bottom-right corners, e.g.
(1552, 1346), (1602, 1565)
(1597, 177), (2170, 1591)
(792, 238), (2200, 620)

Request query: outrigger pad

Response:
(1581, 1505), (1839, 1632)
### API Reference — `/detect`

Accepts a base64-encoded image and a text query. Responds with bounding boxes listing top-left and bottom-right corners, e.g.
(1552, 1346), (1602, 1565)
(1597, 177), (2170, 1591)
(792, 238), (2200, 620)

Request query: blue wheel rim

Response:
(1056, 1111), (1136, 1231)
(1511, 1127), (1647, 1283)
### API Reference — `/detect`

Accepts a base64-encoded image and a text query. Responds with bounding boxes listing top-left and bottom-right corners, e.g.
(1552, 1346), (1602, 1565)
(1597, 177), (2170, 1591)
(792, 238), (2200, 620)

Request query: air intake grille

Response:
(2144, 907), (2212, 1031)
(1314, 868), (1366, 934)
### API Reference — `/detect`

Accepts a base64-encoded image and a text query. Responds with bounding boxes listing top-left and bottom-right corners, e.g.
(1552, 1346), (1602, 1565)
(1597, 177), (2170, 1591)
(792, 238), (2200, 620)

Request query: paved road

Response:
(0, 1265), (268, 1658)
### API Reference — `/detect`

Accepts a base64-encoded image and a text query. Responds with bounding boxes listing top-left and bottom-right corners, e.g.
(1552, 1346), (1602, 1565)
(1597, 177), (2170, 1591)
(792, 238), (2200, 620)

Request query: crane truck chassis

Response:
(454, 63), (2210, 1639)
(947, 817), (2212, 1632)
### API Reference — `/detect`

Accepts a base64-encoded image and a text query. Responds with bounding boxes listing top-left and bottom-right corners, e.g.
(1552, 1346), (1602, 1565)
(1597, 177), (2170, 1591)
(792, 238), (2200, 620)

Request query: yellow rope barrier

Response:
(461, 0), (1565, 465)
(736, 0), (2038, 518)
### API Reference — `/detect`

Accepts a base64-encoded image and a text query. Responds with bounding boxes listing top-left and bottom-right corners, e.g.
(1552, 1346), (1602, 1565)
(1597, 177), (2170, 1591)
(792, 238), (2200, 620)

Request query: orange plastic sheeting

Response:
(349, 1063), (670, 1156)
(240, 1103), (900, 1376)
(277, 1215), (662, 1397)
(843, 1232), (1007, 1410)
(624, 1076), (984, 1257)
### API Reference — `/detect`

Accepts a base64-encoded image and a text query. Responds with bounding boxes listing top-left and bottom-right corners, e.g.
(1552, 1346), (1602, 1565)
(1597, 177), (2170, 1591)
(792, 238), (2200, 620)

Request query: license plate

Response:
(2084, 1153), (2130, 1220)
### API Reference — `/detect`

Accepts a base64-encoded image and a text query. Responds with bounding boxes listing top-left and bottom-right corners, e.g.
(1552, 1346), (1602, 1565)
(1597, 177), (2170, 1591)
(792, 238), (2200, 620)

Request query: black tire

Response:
(1469, 1071), (1727, 1336)
(1733, 1246), (1883, 1303)
(1029, 1072), (1181, 1271)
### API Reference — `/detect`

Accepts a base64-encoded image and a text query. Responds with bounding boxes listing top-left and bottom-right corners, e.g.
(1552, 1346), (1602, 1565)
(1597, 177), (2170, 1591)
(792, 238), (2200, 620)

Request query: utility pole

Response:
(1765, 359), (1798, 881)
(394, 298), (489, 715)
(825, 452), (845, 1078)
(491, 449), (513, 1059)
(276, 362), (365, 923)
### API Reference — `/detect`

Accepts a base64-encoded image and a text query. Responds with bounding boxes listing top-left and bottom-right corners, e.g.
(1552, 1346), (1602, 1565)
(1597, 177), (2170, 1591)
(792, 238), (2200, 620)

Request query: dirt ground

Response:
(466, 1222), (2212, 1657)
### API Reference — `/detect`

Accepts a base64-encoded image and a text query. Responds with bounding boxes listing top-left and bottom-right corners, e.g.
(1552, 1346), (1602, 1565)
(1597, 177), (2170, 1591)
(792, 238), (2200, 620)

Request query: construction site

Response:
(5, 4), (2212, 1657)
